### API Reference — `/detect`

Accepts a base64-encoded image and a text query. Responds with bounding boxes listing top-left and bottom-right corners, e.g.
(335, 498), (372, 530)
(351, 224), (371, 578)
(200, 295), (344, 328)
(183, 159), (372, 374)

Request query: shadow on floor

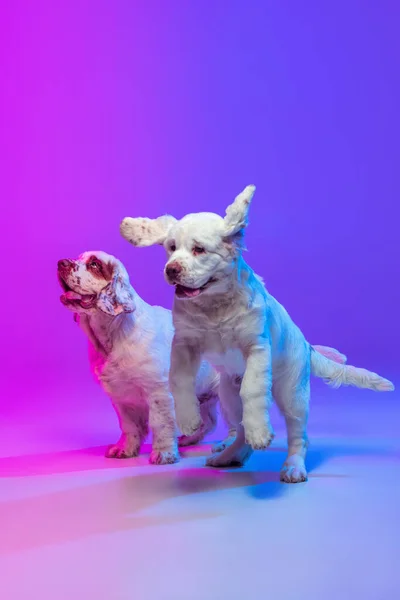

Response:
(0, 465), (286, 555)
(0, 435), (398, 553)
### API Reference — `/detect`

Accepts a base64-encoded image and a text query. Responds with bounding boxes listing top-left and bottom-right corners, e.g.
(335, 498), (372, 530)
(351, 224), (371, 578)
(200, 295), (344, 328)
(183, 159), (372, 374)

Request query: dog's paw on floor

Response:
(206, 444), (253, 468)
(149, 449), (180, 465)
(178, 426), (208, 447)
(211, 434), (237, 454)
(280, 455), (308, 483)
(105, 434), (140, 459)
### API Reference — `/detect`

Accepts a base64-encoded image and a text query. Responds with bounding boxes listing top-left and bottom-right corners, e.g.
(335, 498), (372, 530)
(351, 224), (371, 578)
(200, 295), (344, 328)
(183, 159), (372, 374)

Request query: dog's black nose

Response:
(58, 259), (72, 270)
(166, 262), (182, 280)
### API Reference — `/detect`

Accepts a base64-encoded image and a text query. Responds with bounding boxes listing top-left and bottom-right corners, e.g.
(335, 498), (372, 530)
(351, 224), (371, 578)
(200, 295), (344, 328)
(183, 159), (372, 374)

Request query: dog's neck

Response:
(80, 289), (145, 356)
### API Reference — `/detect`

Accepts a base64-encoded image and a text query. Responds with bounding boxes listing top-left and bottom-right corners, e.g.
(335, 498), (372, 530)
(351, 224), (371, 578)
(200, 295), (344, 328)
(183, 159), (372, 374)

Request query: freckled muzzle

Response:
(57, 258), (96, 309)
(57, 259), (75, 291)
(58, 258), (74, 273)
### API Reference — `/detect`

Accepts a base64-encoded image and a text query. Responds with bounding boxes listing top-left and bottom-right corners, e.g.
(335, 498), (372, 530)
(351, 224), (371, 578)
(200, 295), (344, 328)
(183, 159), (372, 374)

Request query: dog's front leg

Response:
(148, 386), (180, 465)
(170, 338), (202, 436)
(106, 402), (146, 458)
(240, 339), (275, 450)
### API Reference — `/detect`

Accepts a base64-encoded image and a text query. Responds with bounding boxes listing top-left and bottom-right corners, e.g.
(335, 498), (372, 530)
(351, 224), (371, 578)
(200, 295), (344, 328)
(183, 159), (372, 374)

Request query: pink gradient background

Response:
(1, 1), (398, 438)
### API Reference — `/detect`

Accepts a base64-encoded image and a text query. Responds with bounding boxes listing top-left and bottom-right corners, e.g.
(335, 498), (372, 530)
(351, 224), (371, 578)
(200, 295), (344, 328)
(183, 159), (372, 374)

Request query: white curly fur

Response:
(120, 185), (394, 482)
(58, 251), (220, 464)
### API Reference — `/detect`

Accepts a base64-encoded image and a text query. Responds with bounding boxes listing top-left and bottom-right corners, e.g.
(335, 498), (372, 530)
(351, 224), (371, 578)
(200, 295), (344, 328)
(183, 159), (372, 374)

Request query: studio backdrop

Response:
(1, 1), (398, 406)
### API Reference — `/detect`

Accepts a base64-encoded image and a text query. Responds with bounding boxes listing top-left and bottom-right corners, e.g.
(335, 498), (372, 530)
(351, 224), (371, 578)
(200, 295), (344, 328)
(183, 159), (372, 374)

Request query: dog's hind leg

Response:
(170, 339), (202, 436)
(211, 380), (238, 453)
(273, 363), (310, 483)
(206, 374), (253, 467)
(178, 393), (219, 446)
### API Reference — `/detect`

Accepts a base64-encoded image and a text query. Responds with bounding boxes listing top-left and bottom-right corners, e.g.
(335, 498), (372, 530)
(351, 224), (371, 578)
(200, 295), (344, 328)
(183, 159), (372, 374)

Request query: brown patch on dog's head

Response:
(58, 251), (135, 317)
(85, 255), (114, 282)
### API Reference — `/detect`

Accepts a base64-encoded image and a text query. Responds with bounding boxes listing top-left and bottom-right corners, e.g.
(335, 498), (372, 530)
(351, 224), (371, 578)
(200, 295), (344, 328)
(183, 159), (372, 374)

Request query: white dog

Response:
(57, 251), (221, 464)
(120, 185), (394, 482)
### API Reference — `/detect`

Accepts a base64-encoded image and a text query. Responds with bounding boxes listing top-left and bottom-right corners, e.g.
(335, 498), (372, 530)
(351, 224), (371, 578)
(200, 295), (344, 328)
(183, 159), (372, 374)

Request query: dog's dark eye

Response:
(169, 243), (176, 252)
(89, 261), (99, 269)
(193, 246), (206, 255)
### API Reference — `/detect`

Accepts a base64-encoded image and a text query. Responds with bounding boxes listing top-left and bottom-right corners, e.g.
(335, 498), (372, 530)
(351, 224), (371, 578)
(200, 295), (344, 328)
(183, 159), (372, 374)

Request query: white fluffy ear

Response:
(223, 185), (256, 236)
(120, 215), (177, 247)
(97, 275), (135, 316)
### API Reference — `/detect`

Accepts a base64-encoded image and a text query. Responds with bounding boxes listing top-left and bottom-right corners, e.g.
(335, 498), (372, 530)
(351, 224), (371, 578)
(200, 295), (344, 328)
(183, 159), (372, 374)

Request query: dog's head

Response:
(57, 251), (135, 315)
(120, 185), (255, 300)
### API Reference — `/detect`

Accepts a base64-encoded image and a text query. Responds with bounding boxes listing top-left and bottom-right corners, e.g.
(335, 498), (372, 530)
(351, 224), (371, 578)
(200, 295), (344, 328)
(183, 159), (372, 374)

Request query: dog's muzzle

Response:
(165, 261), (182, 283)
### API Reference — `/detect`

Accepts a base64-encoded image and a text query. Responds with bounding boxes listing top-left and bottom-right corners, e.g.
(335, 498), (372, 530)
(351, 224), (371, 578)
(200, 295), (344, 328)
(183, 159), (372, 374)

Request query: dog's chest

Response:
(205, 349), (245, 376)
(202, 330), (245, 376)
(95, 333), (169, 402)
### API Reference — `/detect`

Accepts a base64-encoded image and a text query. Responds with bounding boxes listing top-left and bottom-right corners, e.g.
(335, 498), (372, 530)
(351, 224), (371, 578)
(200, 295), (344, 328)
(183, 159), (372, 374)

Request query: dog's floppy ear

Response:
(223, 185), (256, 236)
(97, 274), (135, 316)
(120, 215), (177, 247)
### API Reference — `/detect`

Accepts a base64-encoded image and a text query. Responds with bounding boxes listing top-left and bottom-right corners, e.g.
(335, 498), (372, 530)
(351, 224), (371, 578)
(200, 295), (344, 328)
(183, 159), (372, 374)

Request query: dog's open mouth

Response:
(58, 274), (96, 309)
(175, 278), (216, 299)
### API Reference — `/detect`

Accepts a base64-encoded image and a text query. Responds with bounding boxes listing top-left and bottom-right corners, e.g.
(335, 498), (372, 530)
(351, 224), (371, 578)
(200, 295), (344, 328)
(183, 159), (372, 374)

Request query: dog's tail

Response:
(312, 344), (347, 364)
(310, 347), (394, 392)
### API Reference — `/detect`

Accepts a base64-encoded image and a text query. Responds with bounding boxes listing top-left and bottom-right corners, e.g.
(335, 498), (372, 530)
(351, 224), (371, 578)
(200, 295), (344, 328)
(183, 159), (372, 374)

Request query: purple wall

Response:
(2, 1), (398, 396)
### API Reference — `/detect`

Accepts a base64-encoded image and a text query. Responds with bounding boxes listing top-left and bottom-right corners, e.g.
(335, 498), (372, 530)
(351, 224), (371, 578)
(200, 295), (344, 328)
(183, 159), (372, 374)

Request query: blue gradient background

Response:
(2, 1), (398, 392)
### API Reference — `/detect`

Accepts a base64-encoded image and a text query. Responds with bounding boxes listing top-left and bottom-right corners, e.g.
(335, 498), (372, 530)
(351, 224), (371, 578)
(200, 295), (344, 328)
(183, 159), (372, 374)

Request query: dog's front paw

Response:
(211, 434), (236, 454)
(206, 444), (253, 468)
(178, 428), (205, 447)
(149, 448), (180, 465)
(105, 434), (140, 459)
(244, 425), (275, 450)
(280, 455), (308, 484)
(178, 416), (217, 447)
(177, 414), (203, 438)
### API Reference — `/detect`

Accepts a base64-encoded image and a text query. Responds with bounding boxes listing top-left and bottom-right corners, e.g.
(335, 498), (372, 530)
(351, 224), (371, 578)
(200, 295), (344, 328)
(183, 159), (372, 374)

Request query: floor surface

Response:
(1, 377), (399, 600)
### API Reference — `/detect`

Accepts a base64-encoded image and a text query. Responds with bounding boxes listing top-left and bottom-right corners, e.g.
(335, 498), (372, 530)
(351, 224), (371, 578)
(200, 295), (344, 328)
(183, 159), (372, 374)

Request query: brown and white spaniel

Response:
(58, 251), (221, 464)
